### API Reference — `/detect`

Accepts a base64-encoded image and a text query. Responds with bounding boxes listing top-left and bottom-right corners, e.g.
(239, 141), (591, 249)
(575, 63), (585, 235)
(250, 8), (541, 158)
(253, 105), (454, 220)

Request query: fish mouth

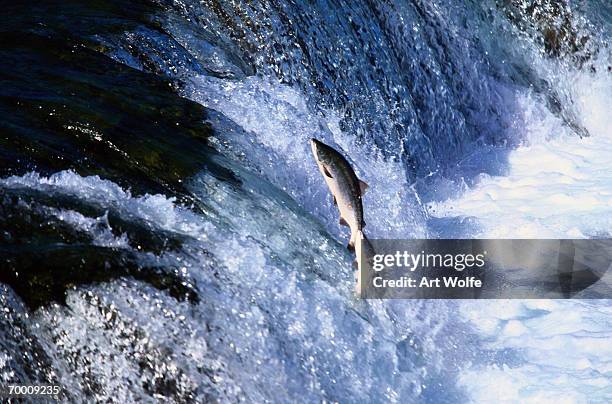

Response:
(310, 138), (320, 158)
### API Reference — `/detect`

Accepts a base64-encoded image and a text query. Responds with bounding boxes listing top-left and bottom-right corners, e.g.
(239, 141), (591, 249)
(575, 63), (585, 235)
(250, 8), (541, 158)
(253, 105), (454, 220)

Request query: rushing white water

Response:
(429, 57), (612, 239)
(183, 63), (611, 402)
(179, 36), (612, 402)
(0, 166), (463, 402)
(185, 75), (428, 240)
(424, 53), (612, 402)
(458, 300), (612, 403)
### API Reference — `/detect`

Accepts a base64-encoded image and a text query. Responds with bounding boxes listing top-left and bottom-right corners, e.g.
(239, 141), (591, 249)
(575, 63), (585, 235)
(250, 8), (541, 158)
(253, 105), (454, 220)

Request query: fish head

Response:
(310, 138), (335, 166)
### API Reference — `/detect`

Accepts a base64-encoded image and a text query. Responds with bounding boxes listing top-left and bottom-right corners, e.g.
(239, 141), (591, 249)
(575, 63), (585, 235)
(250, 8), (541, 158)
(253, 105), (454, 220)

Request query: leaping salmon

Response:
(309, 138), (368, 251)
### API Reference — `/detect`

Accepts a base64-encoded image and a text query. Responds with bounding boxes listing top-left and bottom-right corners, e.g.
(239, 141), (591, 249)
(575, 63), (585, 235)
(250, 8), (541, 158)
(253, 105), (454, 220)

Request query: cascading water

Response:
(1, 0), (610, 402)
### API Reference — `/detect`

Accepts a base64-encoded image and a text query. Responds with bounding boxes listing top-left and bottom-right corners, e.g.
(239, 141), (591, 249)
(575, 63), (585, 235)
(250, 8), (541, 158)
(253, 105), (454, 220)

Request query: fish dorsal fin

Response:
(339, 217), (349, 227)
(323, 165), (333, 179)
(359, 179), (369, 195)
(333, 196), (337, 206)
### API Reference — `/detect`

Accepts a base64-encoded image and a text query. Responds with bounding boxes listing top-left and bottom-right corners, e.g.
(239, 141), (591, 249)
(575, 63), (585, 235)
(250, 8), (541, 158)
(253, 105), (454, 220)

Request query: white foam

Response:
(47, 209), (129, 248)
(1, 167), (457, 401)
(185, 75), (427, 240)
(0, 170), (215, 240)
(429, 66), (612, 238)
(458, 300), (612, 403)
(430, 55), (612, 402)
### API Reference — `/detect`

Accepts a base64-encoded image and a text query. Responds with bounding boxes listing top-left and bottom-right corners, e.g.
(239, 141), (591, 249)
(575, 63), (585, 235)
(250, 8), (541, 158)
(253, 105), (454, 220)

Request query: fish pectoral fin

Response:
(339, 217), (349, 227)
(323, 165), (333, 179)
(359, 179), (369, 195)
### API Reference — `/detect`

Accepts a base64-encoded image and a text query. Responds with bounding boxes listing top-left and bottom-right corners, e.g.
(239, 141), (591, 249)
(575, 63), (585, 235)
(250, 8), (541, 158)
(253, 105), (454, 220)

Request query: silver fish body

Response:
(310, 138), (368, 250)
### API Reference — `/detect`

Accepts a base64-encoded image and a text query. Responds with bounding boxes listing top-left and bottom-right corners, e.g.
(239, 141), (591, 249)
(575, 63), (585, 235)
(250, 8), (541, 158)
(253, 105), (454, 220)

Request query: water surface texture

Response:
(1, 1), (611, 402)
